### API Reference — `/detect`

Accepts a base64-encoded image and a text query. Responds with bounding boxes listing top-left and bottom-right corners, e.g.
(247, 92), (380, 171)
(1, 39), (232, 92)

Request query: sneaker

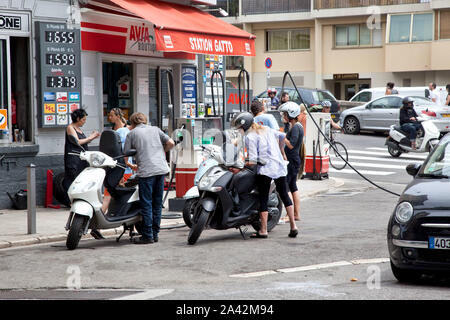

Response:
(153, 235), (159, 243)
(133, 236), (154, 244)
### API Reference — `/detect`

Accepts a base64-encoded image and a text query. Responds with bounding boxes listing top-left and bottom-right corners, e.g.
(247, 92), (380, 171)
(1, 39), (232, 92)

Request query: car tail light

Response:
(422, 110), (436, 117)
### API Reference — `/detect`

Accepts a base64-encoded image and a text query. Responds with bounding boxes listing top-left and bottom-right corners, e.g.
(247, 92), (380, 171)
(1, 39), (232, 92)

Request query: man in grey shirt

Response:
(124, 112), (175, 244)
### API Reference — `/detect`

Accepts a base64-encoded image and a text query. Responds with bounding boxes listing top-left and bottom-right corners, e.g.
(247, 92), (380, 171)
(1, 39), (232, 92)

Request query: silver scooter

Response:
(64, 131), (140, 250)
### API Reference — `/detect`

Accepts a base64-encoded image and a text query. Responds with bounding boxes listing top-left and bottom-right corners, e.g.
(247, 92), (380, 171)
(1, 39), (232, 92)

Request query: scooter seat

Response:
(393, 125), (409, 136)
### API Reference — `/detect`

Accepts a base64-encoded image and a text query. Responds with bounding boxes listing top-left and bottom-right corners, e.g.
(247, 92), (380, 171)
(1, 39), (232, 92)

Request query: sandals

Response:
(288, 229), (299, 238)
(250, 232), (268, 239)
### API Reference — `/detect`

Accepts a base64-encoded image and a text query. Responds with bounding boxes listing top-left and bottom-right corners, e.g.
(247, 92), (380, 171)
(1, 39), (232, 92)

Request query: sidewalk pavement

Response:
(0, 177), (344, 249)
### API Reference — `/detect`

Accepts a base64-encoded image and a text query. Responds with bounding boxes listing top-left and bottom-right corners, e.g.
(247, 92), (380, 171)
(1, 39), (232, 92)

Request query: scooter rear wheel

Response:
(66, 214), (87, 250)
(252, 193), (282, 233)
(388, 143), (402, 158)
(187, 208), (210, 245)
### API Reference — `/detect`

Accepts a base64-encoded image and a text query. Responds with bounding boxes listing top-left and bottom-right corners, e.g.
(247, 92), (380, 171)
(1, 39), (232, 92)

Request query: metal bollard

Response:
(27, 163), (36, 234)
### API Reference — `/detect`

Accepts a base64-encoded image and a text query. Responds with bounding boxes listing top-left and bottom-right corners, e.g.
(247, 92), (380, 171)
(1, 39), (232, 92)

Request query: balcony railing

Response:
(315, 0), (430, 10)
(242, 0), (311, 15)
(207, 0), (239, 17)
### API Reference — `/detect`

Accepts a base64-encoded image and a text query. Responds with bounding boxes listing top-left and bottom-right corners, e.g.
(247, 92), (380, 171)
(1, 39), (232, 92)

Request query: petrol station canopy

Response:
(109, 0), (256, 56)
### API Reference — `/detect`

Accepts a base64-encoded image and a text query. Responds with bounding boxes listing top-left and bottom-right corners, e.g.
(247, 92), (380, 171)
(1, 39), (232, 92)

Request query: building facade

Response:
(221, 0), (450, 100)
(0, 0), (258, 210)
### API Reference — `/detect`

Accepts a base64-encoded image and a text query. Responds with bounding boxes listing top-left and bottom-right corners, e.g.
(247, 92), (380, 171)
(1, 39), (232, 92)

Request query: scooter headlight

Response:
(90, 153), (106, 167)
(198, 170), (226, 191)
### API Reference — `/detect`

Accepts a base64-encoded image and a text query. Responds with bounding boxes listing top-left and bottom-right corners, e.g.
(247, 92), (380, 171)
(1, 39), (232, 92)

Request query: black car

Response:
(388, 134), (450, 282)
(254, 87), (341, 121)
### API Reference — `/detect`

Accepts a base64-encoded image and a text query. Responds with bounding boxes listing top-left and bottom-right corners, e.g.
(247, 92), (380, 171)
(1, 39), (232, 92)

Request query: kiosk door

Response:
(149, 67), (174, 135)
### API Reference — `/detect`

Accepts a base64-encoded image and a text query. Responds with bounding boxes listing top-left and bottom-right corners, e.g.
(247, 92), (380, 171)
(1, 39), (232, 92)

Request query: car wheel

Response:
(390, 261), (422, 283)
(343, 116), (360, 135)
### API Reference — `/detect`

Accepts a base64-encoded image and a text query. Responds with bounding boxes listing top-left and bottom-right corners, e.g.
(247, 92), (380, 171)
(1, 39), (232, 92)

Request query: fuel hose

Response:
(281, 71), (401, 197)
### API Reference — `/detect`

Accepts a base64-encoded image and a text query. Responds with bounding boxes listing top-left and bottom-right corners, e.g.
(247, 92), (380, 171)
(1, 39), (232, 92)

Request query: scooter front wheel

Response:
(66, 214), (87, 250)
(182, 198), (198, 228)
(187, 208), (210, 245)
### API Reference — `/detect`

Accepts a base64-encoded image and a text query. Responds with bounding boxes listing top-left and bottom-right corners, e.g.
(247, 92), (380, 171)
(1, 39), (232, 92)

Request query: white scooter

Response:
(64, 131), (140, 250)
(385, 116), (440, 157)
(182, 144), (220, 228)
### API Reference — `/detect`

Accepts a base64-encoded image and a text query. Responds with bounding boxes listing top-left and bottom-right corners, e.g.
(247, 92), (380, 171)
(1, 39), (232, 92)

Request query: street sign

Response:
(265, 57), (272, 69)
(0, 109), (7, 130)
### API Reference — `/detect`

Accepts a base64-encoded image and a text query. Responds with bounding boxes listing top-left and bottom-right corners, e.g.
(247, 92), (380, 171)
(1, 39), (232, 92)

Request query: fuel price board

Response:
(36, 22), (82, 127)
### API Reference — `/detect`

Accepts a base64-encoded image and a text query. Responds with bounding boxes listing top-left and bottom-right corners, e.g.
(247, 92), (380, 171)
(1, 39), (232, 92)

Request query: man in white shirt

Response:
(428, 82), (441, 105)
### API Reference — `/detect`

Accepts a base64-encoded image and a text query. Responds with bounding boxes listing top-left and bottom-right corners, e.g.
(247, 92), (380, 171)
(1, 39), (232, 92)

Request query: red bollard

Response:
(46, 169), (60, 209)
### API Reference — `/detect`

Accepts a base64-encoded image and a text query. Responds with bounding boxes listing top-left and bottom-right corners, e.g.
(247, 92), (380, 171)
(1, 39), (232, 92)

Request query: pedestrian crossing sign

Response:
(0, 109), (7, 130)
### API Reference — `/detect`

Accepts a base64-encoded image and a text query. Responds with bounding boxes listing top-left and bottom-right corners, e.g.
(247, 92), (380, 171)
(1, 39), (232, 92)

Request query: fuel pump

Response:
(210, 69), (226, 129)
(238, 68), (250, 113)
(169, 68), (224, 211)
(281, 72), (330, 180)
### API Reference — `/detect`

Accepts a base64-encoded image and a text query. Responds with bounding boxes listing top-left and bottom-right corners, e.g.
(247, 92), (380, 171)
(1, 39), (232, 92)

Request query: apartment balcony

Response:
(208, 0), (239, 16)
(242, 0), (311, 15)
(315, 0), (430, 10)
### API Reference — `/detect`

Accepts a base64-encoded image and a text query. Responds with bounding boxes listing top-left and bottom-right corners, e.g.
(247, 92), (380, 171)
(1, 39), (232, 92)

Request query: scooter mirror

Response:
(124, 149), (137, 157)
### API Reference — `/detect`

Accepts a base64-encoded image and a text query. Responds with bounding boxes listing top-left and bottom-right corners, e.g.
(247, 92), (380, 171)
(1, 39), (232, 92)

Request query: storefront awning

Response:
(109, 0), (256, 56)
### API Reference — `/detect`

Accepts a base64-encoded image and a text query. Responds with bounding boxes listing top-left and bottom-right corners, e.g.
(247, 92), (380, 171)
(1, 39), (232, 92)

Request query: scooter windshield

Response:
(222, 128), (245, 169)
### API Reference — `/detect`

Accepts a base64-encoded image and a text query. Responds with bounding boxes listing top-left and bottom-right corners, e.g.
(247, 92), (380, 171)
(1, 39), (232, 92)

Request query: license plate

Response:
(442, 114), (450, 118)
(331, 114), (335, 119)
(429, 237), (450, 249)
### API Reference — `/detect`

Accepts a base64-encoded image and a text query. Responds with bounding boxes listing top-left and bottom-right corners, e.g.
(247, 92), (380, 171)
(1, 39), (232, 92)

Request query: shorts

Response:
(287, 161), (300, 193)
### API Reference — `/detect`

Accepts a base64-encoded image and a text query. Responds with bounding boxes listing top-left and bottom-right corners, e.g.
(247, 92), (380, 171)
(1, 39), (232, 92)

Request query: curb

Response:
(302, 177), (345, 199)
(0, 180), (344, 250)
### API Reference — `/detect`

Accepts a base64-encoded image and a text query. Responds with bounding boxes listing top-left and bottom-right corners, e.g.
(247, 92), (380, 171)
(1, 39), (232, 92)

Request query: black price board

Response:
(36, 22), (82, 128)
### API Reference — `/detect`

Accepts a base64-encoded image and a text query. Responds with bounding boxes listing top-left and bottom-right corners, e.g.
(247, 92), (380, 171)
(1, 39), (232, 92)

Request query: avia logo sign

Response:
(227, 93), (249, 106)
(129, 24), (156, 52)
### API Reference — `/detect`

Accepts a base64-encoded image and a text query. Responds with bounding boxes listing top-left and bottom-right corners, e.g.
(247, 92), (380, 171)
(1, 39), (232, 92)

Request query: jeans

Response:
(138, 174), (165, 240)
(401, 123), (422, 141)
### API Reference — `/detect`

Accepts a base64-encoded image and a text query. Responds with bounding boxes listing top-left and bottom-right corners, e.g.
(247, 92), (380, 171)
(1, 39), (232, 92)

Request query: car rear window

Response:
(311, 90), (337, 103)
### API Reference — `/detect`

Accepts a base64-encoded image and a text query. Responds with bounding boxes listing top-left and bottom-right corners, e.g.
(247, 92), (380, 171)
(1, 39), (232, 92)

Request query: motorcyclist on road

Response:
(399, 97), (421, 150)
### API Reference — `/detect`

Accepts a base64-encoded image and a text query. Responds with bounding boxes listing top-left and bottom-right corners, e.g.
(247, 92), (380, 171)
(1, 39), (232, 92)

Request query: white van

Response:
(350, 86), (448, 105)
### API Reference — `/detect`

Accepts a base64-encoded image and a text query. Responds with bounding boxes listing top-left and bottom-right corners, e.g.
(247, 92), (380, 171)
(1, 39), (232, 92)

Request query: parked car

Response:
(254, 87), (341, 121)
(388, 133), (450, 282)
(340, 95), (450, 135)
(350, 86), (448, 104)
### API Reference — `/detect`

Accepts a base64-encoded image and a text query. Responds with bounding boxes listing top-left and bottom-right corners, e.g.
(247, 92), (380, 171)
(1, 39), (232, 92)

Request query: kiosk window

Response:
(103, 62), (133, 127)
(0, 37), (32, 143)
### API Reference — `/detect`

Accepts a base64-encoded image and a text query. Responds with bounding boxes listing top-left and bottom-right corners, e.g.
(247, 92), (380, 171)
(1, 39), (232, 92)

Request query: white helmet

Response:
(279, 101), (300, 119)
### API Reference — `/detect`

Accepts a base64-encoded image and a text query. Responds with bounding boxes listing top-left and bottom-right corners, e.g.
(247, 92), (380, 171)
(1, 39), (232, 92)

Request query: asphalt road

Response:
(328, 131), (428, 186)
(1, 178), (450, 301)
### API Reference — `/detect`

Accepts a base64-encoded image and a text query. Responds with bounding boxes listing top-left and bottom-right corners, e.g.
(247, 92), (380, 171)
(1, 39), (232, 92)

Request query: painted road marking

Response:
(112, 289), (174, 300)
(347, 149), (428, 160)
(330, 154), (424, 164)
(328, 168), (395, 176)
(330, 161), (406, 170)
(229, 258), (390, 278)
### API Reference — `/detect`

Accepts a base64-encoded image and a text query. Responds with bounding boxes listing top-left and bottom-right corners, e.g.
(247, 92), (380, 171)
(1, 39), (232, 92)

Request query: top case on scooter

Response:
(99, 130), (126, 198)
